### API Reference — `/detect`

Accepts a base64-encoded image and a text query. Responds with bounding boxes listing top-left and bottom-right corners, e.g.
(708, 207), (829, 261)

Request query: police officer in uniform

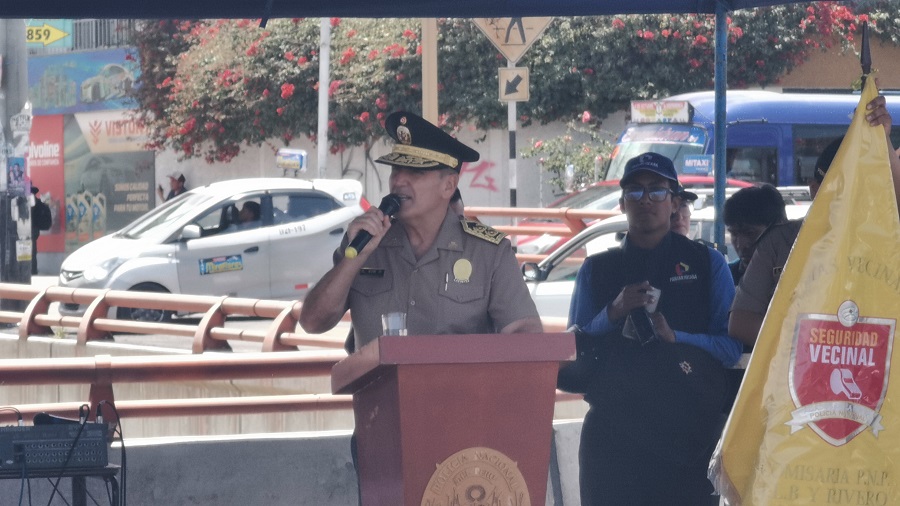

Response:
(729, 95), (900, 347)
(567, 152), (741, 505)
(300, 111), (541, 350)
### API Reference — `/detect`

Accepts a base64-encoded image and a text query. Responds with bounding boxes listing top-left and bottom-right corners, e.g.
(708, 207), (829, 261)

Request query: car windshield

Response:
(118, 192), (220, 240)
(605, 124), (707, 181)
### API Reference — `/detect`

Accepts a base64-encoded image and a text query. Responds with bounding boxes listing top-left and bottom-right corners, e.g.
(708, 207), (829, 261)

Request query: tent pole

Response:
(421, 19), (439, 123)
(713, 3), (728, 252)
(317, 18), (331, 179)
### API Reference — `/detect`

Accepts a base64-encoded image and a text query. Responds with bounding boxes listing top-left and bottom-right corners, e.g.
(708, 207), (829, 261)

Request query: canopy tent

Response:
(0, 1), (806, 19)
(2, 0), (814, 247)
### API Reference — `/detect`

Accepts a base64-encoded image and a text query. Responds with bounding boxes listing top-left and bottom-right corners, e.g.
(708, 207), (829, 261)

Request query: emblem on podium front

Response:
(421, 446), (530, 506)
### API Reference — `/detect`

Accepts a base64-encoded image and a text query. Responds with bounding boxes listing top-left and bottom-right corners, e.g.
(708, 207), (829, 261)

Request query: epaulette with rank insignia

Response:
(460, 219), (505, 245)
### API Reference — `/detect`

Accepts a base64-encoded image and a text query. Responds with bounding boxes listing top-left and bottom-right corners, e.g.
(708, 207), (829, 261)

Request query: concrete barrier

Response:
(0, 421), (586, 505)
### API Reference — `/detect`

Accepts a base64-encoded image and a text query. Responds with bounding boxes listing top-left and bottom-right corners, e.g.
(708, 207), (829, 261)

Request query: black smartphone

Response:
(628, 308), (657, 345)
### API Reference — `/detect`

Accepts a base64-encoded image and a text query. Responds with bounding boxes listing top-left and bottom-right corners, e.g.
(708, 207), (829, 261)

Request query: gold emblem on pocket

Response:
(453, 259), (472, 283)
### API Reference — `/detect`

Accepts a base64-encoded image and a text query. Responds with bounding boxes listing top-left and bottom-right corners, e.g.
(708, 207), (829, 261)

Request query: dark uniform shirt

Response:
(568, 232), (737, 506)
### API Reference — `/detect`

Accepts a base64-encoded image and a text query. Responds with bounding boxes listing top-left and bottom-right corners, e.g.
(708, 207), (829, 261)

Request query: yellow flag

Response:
(712, 77), (900, 505)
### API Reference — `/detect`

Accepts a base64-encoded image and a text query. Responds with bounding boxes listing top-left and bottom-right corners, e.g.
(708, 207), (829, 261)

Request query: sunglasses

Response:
(622, 186), (673, 202)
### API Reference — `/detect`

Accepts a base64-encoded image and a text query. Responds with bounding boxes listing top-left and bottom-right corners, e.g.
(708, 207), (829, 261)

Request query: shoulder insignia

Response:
(461, 220), (505, 245)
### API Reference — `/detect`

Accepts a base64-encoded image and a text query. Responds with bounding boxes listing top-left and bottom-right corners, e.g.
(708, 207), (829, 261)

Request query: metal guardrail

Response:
(465, 207), (619, 238)
(0, 284), (567, 352)
(0, 209), (582, 430)
(0, 284), (348, 352)
(0, 283), (571, 430)
(0, 352), (350, 428)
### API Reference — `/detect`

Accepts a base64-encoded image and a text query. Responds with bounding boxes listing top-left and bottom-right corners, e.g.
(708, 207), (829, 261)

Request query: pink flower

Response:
(285, 51), (295, 61)
(277, 107), (284, 116)
(328, 80), (342, 97)
(693, 34), (708, 46)
(340, 47), (356, 65)
(359, 112), (370, 122)
(281, 83), (295, 99)
(581, 111), (591, 123)
(262, 89), (270, 98)
(298, 56), (308, 65)
(330, 18), (341, 28)
(534, 140), (543, 149)
(178, 117), (196, 135)
(612, 18), (625, 29)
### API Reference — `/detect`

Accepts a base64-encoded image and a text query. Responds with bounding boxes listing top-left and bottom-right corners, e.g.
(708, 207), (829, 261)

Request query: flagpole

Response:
(860, 21), (871, 88)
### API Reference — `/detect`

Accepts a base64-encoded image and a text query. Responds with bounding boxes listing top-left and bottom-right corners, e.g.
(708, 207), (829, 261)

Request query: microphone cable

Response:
(44, 404), (90, 506)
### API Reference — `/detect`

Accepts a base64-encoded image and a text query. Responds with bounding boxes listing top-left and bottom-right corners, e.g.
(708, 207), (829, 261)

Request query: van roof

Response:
(666, 90), (900, 126)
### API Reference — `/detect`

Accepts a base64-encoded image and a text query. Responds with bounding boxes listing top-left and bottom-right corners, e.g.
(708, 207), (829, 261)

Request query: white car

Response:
(59, 177), (366, 321)
(523, 204), (810, 318)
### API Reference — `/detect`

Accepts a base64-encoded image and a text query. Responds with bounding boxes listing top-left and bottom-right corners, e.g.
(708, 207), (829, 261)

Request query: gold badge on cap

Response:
(453, 259), (472, 283)
(396, 115), (411, 145)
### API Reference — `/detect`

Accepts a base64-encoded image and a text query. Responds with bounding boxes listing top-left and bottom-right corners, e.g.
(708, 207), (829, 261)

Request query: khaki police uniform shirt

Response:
(345, 210), (539, 350)
(731, 220), (803, 315)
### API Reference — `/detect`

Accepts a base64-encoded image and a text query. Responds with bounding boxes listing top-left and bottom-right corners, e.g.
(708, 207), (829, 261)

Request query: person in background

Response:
(232, 201), (262, 232)
(670, 188), (698, 237)
(729, 95), (900, 347)
(30, 186), (53, 275)
(157, 172), (188, 202)
(722, 184), (788, 287)
(568, 152), (740, 505)
(239, 201), (261, 224)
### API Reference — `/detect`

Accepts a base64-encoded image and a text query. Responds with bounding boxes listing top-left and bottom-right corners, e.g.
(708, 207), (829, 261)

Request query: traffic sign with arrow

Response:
(26, 23), (70, 47)
(473, 17), (553, 64)
(499, 67), (529, 102)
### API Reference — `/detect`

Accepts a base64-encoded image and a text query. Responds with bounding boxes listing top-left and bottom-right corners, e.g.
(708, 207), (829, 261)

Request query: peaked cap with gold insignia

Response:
(375, 111), (479, 172)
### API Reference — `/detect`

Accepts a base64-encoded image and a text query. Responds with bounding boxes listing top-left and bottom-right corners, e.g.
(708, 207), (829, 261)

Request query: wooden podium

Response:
(332, 332), (574, 506)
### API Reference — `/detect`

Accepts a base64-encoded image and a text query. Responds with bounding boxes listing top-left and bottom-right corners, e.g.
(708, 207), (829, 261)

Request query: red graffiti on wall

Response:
(460, 160), (498, 192)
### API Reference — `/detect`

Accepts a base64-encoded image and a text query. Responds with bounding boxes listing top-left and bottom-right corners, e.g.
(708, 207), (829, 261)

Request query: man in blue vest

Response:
(568, 152), (741, 505)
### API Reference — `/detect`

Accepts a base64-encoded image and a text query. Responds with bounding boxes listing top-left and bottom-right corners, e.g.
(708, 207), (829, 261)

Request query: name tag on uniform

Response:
(360, 268), (385, 277)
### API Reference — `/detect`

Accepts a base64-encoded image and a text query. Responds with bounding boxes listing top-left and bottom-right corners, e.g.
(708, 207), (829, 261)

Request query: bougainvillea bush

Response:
(131, 2), (893, 165)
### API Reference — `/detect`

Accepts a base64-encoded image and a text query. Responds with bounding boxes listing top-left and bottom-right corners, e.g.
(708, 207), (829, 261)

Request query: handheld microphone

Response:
(344, 193), (402, 259)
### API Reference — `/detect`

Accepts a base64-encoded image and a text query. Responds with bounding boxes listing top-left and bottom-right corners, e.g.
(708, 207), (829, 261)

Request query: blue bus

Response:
(605, 90), (900, 186)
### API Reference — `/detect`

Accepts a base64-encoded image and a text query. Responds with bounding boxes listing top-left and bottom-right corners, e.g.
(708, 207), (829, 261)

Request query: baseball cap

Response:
(620, 152), (680, 188)
(375, 111), (479, 172)
(168, 172), (186, 183)
(814, 136), (844, 183)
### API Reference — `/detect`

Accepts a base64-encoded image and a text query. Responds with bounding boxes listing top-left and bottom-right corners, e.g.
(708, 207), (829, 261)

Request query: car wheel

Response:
(116, 282), (173, 323)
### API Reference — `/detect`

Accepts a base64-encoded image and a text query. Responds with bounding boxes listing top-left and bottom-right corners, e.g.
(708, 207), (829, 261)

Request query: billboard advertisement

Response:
(28, 48), (140, 115)
(63, 115), (154, 253)
(29, 115), (66, 253)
